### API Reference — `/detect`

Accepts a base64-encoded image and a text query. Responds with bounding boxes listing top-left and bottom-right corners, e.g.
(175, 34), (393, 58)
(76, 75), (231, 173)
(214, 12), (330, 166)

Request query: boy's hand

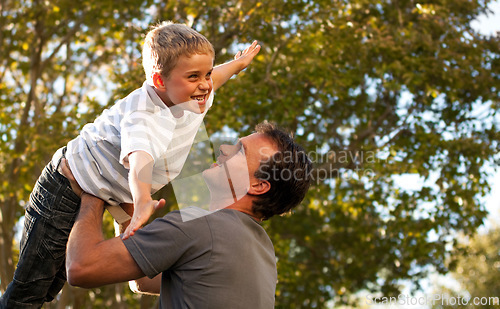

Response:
(122, 198), (165, 240)
(233, 40), (261, 74)
(212, 40), (261, 91)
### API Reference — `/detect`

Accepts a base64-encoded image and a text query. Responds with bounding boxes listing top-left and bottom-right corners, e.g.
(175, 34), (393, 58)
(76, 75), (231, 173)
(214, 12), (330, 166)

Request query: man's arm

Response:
(212, 40), (261, 91)
(62, 158), (162, 294)
(66, 193), (145, 288)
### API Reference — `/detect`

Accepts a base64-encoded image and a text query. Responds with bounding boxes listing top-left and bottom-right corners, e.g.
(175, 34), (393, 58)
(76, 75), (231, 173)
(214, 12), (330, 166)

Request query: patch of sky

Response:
(470, 1), (500, 36)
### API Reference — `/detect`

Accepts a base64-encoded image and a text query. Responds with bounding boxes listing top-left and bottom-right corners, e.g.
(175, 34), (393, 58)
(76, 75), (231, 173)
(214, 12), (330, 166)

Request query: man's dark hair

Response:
(252, 121), (312, 220)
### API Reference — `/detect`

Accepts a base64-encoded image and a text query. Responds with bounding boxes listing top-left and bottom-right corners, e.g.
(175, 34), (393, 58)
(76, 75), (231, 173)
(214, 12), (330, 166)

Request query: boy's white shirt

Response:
(64, 81), (213, 206)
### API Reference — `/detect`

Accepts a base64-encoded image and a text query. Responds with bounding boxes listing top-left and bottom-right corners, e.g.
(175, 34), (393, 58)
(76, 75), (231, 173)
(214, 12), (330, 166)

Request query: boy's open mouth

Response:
(191, 94), (206, 104)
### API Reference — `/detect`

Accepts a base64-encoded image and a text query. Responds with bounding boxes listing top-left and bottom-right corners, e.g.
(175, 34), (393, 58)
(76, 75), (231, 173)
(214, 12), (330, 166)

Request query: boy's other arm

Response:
(212, 40), (261, 91)
(66, 193), (145, 288)
(124, 150), (165, 239)
(130, 274), (161, 295)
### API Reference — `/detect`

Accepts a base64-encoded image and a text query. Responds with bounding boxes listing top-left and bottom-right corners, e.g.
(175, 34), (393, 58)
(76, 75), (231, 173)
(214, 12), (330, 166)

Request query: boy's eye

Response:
(189, 74), (198, 79)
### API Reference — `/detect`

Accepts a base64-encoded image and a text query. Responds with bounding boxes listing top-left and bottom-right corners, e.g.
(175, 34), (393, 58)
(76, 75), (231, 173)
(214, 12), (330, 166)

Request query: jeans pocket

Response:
(30, 180), (56, 214)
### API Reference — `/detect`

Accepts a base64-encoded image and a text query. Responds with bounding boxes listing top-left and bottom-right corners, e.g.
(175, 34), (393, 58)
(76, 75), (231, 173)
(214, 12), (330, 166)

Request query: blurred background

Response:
(0, 0), (499, 308)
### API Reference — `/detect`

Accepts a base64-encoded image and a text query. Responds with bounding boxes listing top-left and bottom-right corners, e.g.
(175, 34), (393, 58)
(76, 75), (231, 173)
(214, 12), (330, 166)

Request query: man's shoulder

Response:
(176, 206), (212, 222)
(206, 209), (273, 244)
(160, 208), (258, 233)
(153, 207), (213, 239)
(159, 208), (267, 237)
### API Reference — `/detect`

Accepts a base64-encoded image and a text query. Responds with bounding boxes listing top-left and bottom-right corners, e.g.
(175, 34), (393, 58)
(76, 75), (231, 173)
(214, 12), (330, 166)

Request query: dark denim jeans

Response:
(0, 150), (81, 308)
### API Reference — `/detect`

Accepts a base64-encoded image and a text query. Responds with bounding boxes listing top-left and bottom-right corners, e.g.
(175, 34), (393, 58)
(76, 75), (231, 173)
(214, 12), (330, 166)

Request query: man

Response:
(65, 122), (312, 308)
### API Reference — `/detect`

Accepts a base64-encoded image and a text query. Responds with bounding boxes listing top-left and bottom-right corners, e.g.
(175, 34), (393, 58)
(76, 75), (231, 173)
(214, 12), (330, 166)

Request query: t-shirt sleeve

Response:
(120, 110), (176, 167)
(122, 211), (210, 278)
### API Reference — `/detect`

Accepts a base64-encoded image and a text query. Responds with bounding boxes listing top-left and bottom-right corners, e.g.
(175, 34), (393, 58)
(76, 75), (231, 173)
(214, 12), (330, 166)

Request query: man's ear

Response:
(248, 179), (271, 196)
(152, 73), (165, 89)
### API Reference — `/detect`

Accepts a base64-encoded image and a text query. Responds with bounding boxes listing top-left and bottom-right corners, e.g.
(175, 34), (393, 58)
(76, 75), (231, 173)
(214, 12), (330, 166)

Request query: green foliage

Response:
(212, 0), (499, 306)
(1, 0), (499, 307)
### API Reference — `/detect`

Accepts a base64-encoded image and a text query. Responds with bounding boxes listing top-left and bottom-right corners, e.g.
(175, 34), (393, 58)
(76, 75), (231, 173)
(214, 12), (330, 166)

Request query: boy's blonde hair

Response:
(142, 21), (215, 84)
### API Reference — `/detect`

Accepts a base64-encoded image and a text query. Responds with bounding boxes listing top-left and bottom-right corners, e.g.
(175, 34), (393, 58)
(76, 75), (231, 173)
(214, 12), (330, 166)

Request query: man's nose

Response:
(219, 145), (229, 156)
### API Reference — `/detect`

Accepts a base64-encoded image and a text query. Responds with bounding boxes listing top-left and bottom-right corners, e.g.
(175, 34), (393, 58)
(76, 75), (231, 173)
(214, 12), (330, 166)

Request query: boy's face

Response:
(158, 53), (214, 114)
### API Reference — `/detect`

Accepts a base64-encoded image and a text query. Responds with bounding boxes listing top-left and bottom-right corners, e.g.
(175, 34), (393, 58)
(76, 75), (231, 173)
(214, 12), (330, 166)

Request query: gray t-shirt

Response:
(122, 208), (277, 309)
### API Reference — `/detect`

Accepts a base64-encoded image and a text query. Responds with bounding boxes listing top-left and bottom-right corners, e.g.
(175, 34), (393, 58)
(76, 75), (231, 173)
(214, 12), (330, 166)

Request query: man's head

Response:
(202, 122), (312, 220)
(142, 21), (215, 84)
(251, 122), (312, 220)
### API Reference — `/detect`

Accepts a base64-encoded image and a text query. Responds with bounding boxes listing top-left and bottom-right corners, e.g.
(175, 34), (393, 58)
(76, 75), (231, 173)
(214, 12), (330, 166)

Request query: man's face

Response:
(202, 133), (277, 207)
(161, 53), (214, 114)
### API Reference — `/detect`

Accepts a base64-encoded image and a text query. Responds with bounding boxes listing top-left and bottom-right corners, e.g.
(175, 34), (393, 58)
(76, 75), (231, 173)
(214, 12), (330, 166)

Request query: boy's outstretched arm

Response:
(212, 40), (261, 92)
(123, 150), (165, 240)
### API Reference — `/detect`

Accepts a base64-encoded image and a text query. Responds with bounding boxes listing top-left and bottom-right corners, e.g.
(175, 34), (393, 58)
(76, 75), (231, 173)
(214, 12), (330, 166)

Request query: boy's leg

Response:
(0, 150), (81, 308)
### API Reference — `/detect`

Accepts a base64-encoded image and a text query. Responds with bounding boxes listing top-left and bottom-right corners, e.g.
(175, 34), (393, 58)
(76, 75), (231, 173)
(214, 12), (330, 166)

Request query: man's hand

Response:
(122, 199), (165, 240)
(61, 158), (83, 197)
(233, 40), (261, 74)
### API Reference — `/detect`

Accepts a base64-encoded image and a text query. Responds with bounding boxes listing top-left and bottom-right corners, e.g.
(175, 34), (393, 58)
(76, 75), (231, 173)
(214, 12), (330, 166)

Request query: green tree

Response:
(209, 0), (500, 306)
(1, 0), (499, 308)
(432, 226), (500, 309)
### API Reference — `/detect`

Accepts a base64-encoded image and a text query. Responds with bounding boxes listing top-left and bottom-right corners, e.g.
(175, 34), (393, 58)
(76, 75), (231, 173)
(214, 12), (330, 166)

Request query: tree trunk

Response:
(0, 201), (16, 292)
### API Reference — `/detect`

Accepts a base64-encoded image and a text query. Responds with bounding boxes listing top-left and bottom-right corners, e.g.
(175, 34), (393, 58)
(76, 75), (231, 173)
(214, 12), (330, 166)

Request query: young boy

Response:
(0, 21), (260, 308)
